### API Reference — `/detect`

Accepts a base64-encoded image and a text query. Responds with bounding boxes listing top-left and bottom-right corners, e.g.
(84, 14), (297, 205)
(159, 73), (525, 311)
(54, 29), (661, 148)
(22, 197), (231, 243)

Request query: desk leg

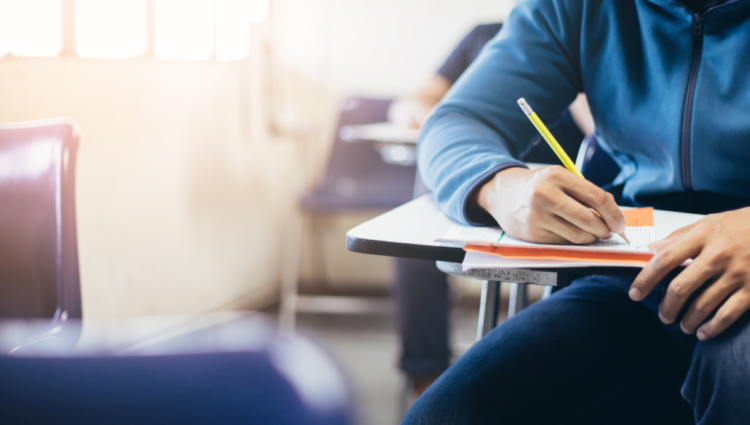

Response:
(541, 285), (553, 300)
(508, 283), (528, 318)
(279, 210), (304, 334)
(477, 280), (500, 341)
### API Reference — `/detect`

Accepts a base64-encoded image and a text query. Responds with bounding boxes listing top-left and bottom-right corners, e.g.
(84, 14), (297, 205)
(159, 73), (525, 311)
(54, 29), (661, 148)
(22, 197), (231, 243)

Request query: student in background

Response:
(389, 23), (594, 398)
(405, 0), (750, 423)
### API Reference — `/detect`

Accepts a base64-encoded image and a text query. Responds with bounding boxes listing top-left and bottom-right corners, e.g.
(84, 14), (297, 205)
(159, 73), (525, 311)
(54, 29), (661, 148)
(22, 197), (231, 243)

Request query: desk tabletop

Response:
(339, 122), (419, 144)
(347, 195), (465, 262)
(346, 195), (705, 282)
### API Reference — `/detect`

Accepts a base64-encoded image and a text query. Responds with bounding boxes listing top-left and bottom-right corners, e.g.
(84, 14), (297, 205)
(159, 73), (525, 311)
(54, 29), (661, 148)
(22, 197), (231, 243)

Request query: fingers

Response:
(531, 167), (614, 242)
(650, 235), (681, 252)
(680, 276), (738, 333)
(540, 214), (600, 245)
(561, 171), (625, 234)
(551, 196), (613, 240)
(696, 289), (750, 341)
(630, 230), (703, 301)
(650, 223), (699, 251)
(658, 254), (723, 324)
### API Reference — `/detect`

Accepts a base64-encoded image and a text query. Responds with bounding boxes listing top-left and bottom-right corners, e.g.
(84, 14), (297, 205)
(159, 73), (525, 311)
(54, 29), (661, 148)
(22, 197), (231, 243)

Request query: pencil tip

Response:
(620, 233), (630, 244)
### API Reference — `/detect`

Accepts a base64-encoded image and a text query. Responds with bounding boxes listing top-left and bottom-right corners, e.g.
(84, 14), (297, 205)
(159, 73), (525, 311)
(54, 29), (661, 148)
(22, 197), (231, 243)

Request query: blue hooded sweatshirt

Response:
(418, 0), (750, 226)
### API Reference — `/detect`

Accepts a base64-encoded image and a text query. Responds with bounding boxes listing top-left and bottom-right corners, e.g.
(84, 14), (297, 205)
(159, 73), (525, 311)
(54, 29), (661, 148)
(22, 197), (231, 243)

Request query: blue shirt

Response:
(435, 22), (586, 176)
(419, 0), (750, 225)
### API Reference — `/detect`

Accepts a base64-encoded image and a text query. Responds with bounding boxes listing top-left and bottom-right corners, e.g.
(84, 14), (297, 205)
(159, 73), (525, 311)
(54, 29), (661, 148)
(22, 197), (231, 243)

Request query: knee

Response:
(691, 311), (750, 377)
(682, 312), (750, 422)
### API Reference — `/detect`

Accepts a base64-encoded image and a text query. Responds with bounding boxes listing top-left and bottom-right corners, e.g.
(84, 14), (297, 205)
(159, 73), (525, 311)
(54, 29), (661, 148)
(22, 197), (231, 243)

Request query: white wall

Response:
(0, 58), (296, 318)
(273, 0), (516, 98)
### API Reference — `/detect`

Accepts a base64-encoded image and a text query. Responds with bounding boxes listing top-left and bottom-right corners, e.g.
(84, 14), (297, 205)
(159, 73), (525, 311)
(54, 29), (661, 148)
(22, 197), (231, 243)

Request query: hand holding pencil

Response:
(475, 100), (627, 246)
(517, 98), (629, 244)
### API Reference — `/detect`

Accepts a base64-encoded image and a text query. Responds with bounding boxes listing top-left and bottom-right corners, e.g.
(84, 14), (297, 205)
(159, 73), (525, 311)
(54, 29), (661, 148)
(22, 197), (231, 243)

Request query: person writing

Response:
(388, 22), (594, 399)
(404, 0), (750, 423)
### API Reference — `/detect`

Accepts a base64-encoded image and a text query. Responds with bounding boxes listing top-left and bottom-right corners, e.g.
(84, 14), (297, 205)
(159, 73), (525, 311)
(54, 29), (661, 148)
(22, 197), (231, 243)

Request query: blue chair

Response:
(281, 97), (417, 330)
(576, 132), (621, 188)
(0, 118), (81, 321)
(0, 119), (82, 353)
(0, 314), (353, 425)
(300, 97), (416, 210)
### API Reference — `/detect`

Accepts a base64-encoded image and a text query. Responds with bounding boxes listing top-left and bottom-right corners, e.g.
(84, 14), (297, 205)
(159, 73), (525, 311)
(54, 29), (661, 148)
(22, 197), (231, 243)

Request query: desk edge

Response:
(346, 234), (466, 262)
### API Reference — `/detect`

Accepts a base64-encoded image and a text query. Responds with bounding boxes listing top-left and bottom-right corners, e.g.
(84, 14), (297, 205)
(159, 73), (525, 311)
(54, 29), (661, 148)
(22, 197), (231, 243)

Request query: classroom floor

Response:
(292, 292), (516, 425)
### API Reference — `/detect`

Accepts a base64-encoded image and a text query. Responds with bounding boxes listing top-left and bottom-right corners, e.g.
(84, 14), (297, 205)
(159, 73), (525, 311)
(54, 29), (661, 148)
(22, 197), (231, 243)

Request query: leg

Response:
(393, 258), (451, 378)
(682, 310), (750, 424)
(403, 275), (694, 425)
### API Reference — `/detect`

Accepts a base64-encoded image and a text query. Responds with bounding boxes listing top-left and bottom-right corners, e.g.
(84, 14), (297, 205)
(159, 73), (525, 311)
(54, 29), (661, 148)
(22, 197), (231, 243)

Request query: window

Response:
(76, 0), (148, 59)
(0, 0), (63, 58)
(154, 0), (214, 61)
(215, 0), (252, 62)
(0, 0), (268, 61)
(246, 0), (269, 23)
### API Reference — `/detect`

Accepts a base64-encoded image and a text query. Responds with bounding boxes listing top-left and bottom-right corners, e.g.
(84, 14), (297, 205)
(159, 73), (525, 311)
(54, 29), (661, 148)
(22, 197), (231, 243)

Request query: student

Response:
(405, 0), (750, 423)
(389, 23), (593, 398)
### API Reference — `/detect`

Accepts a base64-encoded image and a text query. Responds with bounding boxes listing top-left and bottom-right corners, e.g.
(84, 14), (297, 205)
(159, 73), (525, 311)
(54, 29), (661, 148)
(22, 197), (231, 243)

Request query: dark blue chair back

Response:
(300, 97), (417, 211)
(577, 133), (621, 187)
(0, 119), (81, 321)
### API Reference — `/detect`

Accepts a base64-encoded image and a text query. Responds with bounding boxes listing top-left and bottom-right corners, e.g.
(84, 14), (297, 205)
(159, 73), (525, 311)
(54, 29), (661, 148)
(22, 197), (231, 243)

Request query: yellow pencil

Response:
(517, 98), (629, 244)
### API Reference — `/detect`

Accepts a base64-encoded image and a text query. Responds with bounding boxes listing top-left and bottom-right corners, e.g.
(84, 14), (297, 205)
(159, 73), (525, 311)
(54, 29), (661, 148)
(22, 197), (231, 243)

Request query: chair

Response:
(280, 97), (417, 331)
(0, 313), (353, 425)
(0, 118), (81, 323)
(575, 132), (621, 188)
(299, 98), (416, 210)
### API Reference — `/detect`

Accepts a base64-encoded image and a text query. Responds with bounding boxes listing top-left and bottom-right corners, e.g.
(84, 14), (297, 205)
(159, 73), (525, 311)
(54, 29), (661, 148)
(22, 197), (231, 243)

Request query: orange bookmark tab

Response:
(623, 207), (654, 227)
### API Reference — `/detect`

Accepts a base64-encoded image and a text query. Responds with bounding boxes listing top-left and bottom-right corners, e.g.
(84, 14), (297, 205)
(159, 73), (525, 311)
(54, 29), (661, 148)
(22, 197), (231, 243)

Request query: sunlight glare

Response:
(215, 0), (252, 62)
(247, 0), (269, 24)
(154, 0), (213, 61)
(0, 0), (63, 58)
(76, 0), (147, 59)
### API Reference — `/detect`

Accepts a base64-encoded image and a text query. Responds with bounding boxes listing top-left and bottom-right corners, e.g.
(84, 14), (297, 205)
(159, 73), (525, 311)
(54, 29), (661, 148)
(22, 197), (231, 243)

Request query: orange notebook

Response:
(462, 208), (655, 267)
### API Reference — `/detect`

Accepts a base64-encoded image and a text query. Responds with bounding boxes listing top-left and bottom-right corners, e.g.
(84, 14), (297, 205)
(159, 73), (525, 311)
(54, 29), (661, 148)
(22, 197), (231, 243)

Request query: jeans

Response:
(402, 275), (750, 424)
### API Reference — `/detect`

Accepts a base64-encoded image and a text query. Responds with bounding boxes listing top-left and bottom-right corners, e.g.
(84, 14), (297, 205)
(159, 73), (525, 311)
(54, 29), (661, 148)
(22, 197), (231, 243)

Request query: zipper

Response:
(680, 13), (704, 190)
(678, 0), (745, 189)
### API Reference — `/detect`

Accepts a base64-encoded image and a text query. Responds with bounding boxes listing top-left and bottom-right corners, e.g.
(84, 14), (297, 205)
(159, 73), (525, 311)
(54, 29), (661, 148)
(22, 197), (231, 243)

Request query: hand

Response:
(477, 166), (626, 244)
(629, 207), (750, 341)
(388, 75), (451, 129)
(388, 98), (433, 129)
